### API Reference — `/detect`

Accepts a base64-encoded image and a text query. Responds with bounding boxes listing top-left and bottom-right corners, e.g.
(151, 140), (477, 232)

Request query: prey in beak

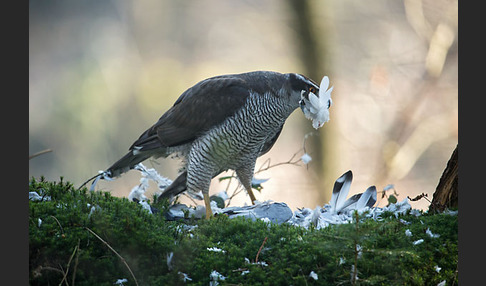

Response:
(300, 76), (333, 129)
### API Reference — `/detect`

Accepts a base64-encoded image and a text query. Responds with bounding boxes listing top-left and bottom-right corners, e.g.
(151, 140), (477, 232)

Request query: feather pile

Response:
(121, 167), (423, 228)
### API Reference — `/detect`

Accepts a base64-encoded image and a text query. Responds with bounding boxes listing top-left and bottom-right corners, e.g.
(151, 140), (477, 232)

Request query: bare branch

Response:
(85, 227), (139, 286)
(255, 236), (268, 263)
(59, 240), (80, 286)
(29, 149), (52, 160)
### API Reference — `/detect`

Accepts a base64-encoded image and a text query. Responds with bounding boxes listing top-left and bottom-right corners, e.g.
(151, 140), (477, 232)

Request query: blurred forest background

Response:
(29, 0), (457, 211)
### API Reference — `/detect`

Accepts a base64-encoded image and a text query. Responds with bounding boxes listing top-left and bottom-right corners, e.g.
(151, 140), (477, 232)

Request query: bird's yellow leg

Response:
(204, 193), (213, 219)
(235, 169), (257, 205)
(246, 186), (257, 205)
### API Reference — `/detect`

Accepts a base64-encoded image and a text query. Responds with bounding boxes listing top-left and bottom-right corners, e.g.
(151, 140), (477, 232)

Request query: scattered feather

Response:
(426, 228), (440, 238)
(124, 169), (426, 232)
(178, 272), (192, 282)
(356, 244), (363, 259)
(139, 201), (153, 214)
(355, 186), (377, 210)
(209, 270), (226, 286)
(88, 205), (100, 219)
(383, 184), (395, 192)
(114, 278), (128, 285)
(254, 261), (269, 267)
(339, 193), (362, 212)
(384, 198), (411, 217)
(29, 191), (51, 201)
(434, 265), (442, 273)
(443, 209), (458, 216)
(215, 190), (229, 201)
(410, 209), (422, 217)
(413, 239), (424, 245)
(350, 265), (359, 283)
(128, 182), (149, 203)
(301, 153), (312, 164)
(251, 177), (269, 190)
(29, 192), (42, 201)
(260, 217), (271, 224)
(207, 247), (226, 253)
(310, 206), (321, 226)
(90, 170), (113, 191)
(134, 163), (173, 191)
(339, 257), (346, 265)
(193, 205), (206, 219)
(167, 252), (174, 271)
(399, 219), (411, 225)
(329, 170), (353, 213)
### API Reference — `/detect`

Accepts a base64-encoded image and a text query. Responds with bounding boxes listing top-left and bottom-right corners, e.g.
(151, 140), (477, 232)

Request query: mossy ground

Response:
(29, 177), (458, 285)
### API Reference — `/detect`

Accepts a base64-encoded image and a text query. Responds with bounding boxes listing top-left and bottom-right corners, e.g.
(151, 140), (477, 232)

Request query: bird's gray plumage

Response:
(104, 71), (321, 205)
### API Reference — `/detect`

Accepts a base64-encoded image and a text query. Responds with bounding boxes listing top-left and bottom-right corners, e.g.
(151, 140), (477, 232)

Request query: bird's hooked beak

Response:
(299, 92), (307, 112)
(299, 88), (321, 112)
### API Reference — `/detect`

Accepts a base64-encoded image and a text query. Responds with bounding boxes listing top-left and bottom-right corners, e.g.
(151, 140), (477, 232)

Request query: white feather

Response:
(355, 186), (377, 210)
(330, 170), (353, 213)
(301, 75), (333, 129)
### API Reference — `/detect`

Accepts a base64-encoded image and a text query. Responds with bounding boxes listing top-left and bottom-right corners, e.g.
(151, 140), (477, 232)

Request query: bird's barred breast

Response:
(187, 92), (292, 178)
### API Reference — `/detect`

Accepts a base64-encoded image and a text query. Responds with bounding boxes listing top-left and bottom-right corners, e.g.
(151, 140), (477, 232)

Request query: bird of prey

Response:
(85, 71), (333, 219)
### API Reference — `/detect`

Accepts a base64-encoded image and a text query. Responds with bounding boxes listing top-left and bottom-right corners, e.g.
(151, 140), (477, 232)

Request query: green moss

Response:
(29, 177), (458, 285)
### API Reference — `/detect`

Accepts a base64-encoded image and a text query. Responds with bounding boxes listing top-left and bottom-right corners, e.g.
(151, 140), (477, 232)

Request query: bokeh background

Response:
(29, 0), (457, 211)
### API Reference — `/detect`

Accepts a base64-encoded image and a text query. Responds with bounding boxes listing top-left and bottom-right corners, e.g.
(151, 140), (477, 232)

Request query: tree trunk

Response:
(286, 0), (335, 203)
(429, 144), (458, 212)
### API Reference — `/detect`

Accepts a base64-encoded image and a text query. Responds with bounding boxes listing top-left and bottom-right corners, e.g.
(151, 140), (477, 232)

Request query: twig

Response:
(40, 266), (64, 274)
(299, 268), (309, 286)
(377, 185), (399, 207)
(29, 149), (52, 160)
(224, 172), (235, 191)
(407, 193), (431, 203)
(226, 145), (306, 206)
(226, 173), (244, 207)
(58, 264), (68, 286)
(255, 236), (268, 263)
(451, 264), (458, 286)
(85, 227), (139, 286)
(59, 240), (80, 286)
(50, 215), (64, 235)
(182, 192), (200, 206)
(232, 267), (249, 272)
(77, 173), (102, 191)
(255, 153), (302, 174)
(71, 240), (81, 286)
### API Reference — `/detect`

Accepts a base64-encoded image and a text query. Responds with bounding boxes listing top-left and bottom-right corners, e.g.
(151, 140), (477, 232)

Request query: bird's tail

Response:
(78, 151), (153, 190)
(106, 151), (153, 178)
(157, 171), (188, 201)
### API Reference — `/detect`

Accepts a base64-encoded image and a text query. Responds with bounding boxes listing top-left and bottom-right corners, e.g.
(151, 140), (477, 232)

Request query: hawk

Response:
(87, 71), (333, 218)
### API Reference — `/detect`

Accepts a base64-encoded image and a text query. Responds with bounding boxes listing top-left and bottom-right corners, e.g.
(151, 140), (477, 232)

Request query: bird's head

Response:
(287, 73), (333, 129)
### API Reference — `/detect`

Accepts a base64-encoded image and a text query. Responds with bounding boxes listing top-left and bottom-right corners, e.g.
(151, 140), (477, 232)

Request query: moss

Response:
(29, 177), (458, 285)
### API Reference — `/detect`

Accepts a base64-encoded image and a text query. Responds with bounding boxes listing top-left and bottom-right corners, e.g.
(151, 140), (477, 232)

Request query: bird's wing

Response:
(130, 75), (252, 151)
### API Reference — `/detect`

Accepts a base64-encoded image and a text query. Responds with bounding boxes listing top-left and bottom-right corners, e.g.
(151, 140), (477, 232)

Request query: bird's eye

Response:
(309, 86), (316, 94)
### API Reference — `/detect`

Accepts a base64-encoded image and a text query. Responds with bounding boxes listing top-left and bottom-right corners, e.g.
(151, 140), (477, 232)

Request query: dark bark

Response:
(429, 144), (458, 212)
